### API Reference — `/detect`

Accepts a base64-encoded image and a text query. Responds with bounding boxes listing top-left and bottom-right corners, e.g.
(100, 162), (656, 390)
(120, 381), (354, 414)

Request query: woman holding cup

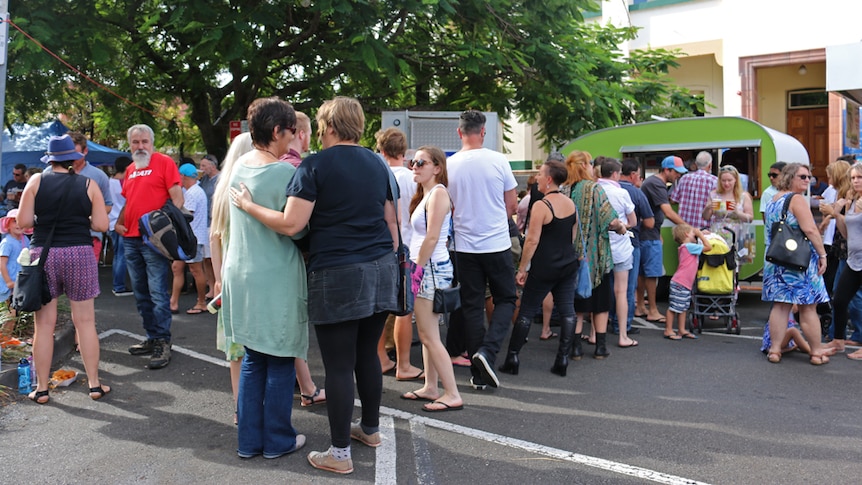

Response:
(702, 165), (754, 224)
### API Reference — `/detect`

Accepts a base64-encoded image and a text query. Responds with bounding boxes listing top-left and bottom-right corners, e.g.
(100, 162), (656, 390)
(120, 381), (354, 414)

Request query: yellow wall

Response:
(669, 53), (724, 115)
(757, 63), (826, 132)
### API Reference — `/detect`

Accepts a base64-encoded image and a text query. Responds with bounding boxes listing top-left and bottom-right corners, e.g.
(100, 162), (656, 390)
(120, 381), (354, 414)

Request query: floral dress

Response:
(762, 193), (829, 305)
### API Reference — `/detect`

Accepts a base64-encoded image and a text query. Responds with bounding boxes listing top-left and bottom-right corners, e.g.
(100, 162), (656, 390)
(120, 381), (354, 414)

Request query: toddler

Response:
(664, 223), (711, 340)
(0, 209), (29, 332)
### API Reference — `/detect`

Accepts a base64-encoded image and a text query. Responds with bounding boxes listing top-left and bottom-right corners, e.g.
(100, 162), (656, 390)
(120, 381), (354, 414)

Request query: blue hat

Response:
(179, 163), (199, 177)
(41, 135), (83, 164)
(661, 155), (687, 173)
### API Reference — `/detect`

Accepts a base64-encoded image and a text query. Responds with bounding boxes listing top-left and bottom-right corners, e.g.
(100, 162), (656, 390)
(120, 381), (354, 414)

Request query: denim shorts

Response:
(184, 244), (205, 264)
(417, 260), (454, 301)
(614, 254), (634, 272)
(307, 253), (398, 325)
(640, 240), (665, 278)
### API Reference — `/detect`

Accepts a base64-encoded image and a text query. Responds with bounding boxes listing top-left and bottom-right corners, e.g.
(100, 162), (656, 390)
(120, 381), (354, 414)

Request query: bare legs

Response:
(377, 313), (422, 378)
(408, 298), (462, 408)
(614, 269), (636, 346)
(768, 302), (827, 364)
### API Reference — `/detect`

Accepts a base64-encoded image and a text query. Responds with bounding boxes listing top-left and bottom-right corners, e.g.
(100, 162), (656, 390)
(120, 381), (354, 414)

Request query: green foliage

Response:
(8, 0), (702, 157)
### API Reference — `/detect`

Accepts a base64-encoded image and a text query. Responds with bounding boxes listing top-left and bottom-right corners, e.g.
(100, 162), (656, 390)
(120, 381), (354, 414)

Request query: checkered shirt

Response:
(670, 169), (717, 228)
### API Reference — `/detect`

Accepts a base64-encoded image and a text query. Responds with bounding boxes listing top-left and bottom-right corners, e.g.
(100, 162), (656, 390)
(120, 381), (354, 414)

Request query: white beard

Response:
(132, 150), (151, 169)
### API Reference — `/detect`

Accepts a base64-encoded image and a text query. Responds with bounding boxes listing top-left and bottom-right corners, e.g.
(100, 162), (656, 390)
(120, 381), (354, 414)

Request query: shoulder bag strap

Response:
(424, 185), (456, 289)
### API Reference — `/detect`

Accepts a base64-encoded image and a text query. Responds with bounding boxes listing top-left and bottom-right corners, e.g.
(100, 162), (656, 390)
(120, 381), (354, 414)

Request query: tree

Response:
(7, 0), (702, 157)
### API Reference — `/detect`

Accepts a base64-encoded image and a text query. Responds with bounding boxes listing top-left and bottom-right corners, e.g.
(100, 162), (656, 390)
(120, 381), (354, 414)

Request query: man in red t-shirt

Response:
(115, 124), (183, 369)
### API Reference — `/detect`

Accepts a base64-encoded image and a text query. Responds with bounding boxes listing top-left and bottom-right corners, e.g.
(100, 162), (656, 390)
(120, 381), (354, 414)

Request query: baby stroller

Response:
(689, 230), (740, 334)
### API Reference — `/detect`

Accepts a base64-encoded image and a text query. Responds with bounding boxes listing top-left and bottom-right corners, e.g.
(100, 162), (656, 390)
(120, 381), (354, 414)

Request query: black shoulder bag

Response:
(12, 174), (77, 312)
(765, 193), (811, 271)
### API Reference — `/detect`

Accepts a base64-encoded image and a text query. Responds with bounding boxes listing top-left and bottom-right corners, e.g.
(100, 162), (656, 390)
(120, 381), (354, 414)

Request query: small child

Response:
(0, 209), (29, 333)
(761, 312), (811, 357)
(664, 223), (711, 340)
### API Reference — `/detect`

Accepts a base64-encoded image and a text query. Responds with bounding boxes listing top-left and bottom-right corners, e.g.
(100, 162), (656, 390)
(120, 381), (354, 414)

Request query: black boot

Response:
(570, 330), (584, 361)
(594, 332), (610, 360)
(499, 316), (531, 375)
(551, 316), (576, 376)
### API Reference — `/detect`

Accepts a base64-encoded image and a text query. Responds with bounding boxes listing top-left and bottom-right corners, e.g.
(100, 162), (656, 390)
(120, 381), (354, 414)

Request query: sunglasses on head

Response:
(409, 159), (433, 168)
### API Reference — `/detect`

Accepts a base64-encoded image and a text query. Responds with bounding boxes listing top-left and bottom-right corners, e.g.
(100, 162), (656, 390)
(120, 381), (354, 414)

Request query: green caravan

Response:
(562, 116), (810, 281)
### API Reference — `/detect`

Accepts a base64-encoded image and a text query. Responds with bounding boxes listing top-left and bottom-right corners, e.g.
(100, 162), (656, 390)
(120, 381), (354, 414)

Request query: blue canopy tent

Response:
(1, 120), (129, 183)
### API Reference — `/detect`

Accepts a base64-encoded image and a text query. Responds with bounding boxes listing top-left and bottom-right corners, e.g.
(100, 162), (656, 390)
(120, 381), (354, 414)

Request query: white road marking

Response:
(102, 329), (709, 484)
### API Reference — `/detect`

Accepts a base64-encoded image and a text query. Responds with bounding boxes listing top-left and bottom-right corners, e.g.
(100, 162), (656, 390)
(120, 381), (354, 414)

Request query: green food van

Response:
(562, 116), (810, 281)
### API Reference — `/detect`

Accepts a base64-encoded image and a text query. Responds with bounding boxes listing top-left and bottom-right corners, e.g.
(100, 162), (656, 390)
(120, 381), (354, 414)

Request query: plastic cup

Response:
(712, 199), (722, 211)
(726, 200), (736, 212)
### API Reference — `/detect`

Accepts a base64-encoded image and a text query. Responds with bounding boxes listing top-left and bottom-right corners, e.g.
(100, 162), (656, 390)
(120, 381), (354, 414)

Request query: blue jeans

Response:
(237, 347), (299, 457)
(610, 246), (641, 332)
(124, 237), (172, 340)
(830, 259), (862, 341)
(109, 230), (129, 292)
(454, 249), (518, 379)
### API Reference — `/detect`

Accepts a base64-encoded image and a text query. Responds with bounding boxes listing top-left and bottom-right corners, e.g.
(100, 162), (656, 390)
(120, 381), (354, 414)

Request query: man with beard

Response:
(114, 124), (184, 369)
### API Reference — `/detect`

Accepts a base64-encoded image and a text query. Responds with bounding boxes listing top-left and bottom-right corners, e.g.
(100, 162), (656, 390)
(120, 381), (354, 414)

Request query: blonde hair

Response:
(210, 133), (254, 241)
(316, 96), (365, 143)
(672, 223), (693, 244)
(564, 150), (594, 186)
(827, 160), (852, 199)
(718, 165), (742, 202)
(295, 111), (312, 135)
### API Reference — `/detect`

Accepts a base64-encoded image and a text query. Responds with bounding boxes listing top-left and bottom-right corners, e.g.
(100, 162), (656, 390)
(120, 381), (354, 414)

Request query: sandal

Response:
(89, 385), (111, 400)
(300, 387), (326, 407)
(28, 389), (49, 404)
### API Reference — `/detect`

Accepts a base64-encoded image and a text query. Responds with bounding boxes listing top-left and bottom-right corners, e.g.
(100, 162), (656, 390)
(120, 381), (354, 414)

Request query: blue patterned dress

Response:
(762, 193), (829, 304)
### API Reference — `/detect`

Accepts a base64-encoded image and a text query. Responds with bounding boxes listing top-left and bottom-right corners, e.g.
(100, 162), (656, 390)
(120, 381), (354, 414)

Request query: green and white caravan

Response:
(562, 116), (809, 281)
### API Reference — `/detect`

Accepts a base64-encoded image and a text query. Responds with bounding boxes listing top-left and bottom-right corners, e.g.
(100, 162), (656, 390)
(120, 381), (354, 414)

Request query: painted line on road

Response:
(409, 418), (437, 485)
(100, 329), (708, 484)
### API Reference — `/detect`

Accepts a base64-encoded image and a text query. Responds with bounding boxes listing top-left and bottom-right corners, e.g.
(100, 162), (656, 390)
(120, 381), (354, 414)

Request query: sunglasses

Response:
(796, 174), (810, 180)
(285, 126), (297, 135)
(12, 172), (23, 177)
(767, 173), (779, 179)
(409, 159), (433, 168)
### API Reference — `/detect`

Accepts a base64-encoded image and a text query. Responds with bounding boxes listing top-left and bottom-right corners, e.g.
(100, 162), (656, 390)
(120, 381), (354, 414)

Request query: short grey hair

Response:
(127, 124), (155, 144)
(695, 151), (712, 169)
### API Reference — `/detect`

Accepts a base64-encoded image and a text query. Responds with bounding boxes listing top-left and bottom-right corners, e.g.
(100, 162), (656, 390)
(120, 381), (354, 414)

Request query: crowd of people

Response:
(13, 101), (862, 475)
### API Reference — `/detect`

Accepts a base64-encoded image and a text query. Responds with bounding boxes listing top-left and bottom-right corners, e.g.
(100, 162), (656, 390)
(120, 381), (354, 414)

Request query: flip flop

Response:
(186, 307), (207, 315)
(847, 350), (862, 361)
(539, 331), (559, 341)
(664, 334), (682, 341)
(381, 362), (396, 375)
(400, 391), (436, 402)
(680, 332), (699, 340)
(618, 340), (639, 348)
(422, 401), (464, 412)
(646, 317), (667, 324)
(170, 308), (180, 315)
(451, 357), (471, 367)
(634, 313), (647, 318)
(396, 370), (425, 381)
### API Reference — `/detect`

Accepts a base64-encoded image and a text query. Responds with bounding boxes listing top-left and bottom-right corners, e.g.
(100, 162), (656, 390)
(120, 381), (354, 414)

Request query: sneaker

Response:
(350, 422), (381, 448)
(307, 449), (354, 474)
(112, 289), (134, 297)
(147, 339), (171, 369)
(128, 339), (155, 356)
(263, 434), (306, 459)
(471, 350), (500, 388)
(468, 376), (487, 391)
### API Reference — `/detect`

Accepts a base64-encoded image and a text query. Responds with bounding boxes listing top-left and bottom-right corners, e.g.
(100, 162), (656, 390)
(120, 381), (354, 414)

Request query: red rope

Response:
(5, 18), (162, 119)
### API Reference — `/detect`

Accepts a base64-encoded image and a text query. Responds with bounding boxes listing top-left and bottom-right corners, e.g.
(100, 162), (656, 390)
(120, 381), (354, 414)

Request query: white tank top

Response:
(409, 185), (452, 264)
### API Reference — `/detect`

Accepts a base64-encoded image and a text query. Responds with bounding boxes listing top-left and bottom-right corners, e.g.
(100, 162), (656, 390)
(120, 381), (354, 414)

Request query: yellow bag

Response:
(696, 235), (734, 294)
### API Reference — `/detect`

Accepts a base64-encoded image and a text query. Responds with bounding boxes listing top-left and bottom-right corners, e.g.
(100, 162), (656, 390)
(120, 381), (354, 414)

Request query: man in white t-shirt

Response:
(447, 110), (518, 389)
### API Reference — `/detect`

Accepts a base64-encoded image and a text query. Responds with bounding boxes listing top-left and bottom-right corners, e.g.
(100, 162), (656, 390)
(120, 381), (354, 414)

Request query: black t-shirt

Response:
(286, 145), (394, 272)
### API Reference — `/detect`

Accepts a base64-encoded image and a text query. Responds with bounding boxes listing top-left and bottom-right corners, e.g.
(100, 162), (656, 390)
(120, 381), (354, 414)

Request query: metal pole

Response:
(0, 0), (8, 170)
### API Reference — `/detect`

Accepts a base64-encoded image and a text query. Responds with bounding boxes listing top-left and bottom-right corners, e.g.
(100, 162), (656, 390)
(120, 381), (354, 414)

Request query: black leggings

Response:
(314, 312), (387, 448)
(832, 264), (862, 340)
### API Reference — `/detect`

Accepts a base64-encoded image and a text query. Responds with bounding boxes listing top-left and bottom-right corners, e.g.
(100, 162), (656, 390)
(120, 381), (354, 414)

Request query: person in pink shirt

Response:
(664, 223), (711, 340)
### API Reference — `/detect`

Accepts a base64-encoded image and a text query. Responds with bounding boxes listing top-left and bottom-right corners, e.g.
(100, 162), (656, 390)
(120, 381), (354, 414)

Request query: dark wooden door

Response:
(787, 108), (829, 181)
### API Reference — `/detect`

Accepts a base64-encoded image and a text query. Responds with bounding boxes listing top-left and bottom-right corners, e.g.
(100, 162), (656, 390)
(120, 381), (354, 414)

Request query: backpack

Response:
(138, 200), (197, 261)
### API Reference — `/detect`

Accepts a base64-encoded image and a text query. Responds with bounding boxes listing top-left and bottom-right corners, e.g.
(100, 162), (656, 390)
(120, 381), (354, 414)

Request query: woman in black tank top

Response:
(499, 161), (579, 377)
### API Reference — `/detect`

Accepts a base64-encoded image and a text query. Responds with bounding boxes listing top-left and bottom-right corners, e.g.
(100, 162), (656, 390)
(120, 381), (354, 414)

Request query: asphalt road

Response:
(2, 269), (861, 484)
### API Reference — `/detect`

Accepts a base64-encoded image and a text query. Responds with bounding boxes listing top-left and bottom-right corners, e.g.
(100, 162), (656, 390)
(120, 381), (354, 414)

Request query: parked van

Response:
(562, 116), (809, 281)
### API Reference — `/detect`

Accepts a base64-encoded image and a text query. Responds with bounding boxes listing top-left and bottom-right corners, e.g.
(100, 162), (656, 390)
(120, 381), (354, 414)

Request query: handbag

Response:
(574, 204), (592, 299)
(425, 187), (461, 314)
(12, 173), (77, 312)
(765, 193), (811, 271)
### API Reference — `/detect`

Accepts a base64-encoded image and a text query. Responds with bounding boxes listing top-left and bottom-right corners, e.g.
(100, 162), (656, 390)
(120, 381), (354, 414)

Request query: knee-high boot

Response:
(499, 316), (532, 375)
(594, 332), (610, 360)
(551, 315), (576, 376)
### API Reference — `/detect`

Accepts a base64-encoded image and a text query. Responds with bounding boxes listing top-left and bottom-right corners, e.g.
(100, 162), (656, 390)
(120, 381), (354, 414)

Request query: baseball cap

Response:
(179, 163), (199, 177)
(661, 156), (687, 173)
